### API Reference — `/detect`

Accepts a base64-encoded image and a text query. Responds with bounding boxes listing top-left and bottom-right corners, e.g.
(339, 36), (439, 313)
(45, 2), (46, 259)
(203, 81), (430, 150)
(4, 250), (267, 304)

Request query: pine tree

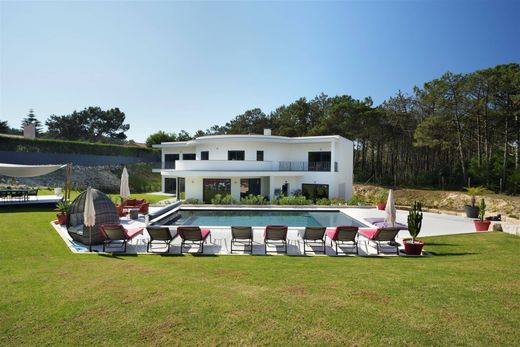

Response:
(21, 109), (42, 135)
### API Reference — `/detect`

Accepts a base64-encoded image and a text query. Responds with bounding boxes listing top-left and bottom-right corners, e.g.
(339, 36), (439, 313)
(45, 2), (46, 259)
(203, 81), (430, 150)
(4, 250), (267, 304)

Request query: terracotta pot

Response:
(376, 202), (386, 210)
(56, 213), (68, 225)
(404, 240), (424, 255)
(473, 220), (491, 232)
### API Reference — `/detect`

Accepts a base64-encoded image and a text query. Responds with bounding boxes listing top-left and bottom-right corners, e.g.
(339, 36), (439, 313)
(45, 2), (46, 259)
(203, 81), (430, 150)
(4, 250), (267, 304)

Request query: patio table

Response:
(0, 189), (30, 202)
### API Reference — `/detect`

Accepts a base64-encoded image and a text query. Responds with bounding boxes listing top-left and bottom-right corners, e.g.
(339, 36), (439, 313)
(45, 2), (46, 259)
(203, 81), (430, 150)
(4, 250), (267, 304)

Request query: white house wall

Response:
(156, 135), (353, 201)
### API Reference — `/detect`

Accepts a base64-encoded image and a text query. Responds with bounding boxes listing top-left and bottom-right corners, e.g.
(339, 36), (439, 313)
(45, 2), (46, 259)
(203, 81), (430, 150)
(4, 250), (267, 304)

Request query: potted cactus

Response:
(404, 201), (424, 255)
(375, 190), (387, 210)
(473, 198), (491, 232)
(55, 199), (70, 225)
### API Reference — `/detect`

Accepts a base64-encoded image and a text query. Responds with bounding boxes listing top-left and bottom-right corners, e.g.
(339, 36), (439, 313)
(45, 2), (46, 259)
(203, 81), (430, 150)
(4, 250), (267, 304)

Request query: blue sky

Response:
(1, 1), (519, 142)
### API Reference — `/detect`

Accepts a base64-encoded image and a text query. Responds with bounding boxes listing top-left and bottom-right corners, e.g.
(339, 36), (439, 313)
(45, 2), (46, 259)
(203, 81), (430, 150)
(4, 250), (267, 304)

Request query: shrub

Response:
(347, 195), (365, 205)
(221, 194), (237, 205)
(316, 198), (331, 205)
(466, 186), (493, 196)
(330, 198), (347, 205)
(276, 196), (312, 205)
(211, 194), (222, 204)
(184, 198), (201, 204)
(240, 194), (267, 205)
(210, 194), (236, 205)
(376, 190), (387, 203)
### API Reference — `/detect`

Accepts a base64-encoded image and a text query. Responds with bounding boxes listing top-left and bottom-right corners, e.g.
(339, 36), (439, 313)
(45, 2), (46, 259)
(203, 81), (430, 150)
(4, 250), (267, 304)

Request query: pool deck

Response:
(51, 206), (496, 256)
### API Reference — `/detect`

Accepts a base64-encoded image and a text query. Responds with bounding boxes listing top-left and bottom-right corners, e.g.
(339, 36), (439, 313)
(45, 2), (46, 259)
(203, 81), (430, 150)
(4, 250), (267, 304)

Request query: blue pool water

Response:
(160, 209), (366, 228)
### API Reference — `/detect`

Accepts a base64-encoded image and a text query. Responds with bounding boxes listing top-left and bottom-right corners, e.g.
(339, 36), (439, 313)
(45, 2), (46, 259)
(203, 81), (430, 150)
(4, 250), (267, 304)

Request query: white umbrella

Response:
(384, 189), (396, 227)
(120, 167), (130, 200)
(84, 187), (96, 251)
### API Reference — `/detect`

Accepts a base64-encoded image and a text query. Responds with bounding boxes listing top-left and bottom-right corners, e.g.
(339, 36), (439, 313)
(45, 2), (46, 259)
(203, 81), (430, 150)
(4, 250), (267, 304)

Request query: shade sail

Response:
(0, 163), (66, 177)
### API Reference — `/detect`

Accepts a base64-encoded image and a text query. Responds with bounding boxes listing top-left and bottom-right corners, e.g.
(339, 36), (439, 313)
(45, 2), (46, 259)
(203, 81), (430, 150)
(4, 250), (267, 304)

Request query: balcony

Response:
(152, 160), (338, 172)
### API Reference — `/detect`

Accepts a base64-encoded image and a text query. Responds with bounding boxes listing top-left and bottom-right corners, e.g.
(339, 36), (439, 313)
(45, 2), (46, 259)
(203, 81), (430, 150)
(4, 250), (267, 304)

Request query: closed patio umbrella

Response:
(120, 167), (130, 200)
(84, 186), (96, 251)
(384, 189), (396, 227)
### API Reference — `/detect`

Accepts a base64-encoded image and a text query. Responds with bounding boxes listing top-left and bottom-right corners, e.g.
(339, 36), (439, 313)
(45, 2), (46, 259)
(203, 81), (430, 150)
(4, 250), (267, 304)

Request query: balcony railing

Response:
(152, 160), (338, 172)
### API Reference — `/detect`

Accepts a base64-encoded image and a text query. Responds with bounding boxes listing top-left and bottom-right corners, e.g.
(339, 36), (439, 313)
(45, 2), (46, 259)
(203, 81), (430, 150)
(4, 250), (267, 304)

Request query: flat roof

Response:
(153, 134), (349, 149)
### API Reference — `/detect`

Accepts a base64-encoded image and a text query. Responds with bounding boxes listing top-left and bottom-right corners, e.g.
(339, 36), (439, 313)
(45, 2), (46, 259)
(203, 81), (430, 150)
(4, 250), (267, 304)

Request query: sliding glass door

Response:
(203, 179), (231, 204)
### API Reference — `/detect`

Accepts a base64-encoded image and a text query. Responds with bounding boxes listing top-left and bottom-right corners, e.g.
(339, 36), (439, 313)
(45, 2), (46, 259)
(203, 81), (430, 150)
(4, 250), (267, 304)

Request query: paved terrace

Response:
(51, 206), (499, 256)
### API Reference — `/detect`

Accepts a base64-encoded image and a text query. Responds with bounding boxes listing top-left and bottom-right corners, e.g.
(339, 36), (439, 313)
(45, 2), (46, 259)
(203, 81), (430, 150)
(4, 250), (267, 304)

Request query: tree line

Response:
(1, 107), (131, 144)
(147, 63), (520, 193)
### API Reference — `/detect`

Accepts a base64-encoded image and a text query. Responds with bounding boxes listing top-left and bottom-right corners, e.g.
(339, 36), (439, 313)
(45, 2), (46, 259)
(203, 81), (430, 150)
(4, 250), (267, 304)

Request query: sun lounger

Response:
(301, 226), (326, 255)
(231, 226), (253, 254)
(359, 227), (401, 255)
(176, 226), (211, 254)
(325, 226), (359, 255)
(100, 224), (143, 253)
(146, 226), (176, 253)
(264, 225), (288, 254)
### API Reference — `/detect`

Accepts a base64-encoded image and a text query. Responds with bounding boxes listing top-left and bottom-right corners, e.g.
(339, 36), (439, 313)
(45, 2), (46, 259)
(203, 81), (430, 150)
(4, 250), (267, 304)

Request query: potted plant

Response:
(375, 190), (387, 210)
(404, 201), (424, 255)
(464, 192), (479, 218)
(55, 200), (70, 225)
(473, 198), (491, 232)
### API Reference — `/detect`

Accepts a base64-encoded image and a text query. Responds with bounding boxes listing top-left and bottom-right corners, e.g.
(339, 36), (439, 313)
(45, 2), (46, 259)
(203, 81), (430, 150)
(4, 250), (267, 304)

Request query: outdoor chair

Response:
(146, 226), (176, 253)
(326, 226), (359, 255)
(359, 227), (401, 255)
(231, 226), (253, 254)
(176, 226), (211, 254)
(116, 204), (128, 217)
(138, 202), (150, 215)
(301, 226), (326, 255)
(100, 224), (142, 253)
(264, 225), (288, 254)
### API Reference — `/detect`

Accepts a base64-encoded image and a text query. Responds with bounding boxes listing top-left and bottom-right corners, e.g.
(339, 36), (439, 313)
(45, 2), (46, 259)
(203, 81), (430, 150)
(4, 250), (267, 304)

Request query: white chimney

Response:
(23, 124), (36, 139)
(263, 128), (271, 136)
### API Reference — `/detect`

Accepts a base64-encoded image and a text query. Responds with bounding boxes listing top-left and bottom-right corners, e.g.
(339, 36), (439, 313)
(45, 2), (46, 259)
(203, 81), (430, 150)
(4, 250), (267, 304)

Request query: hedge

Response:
(0, 136), (158, 157)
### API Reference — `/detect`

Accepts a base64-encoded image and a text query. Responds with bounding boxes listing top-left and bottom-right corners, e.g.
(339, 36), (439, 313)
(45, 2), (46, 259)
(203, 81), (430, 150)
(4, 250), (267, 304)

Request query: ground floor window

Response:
(240, 178), (261, 198)
(164, 178), (176, 194)
(203, 179), (231, 204)
(302, 183), (329, 202)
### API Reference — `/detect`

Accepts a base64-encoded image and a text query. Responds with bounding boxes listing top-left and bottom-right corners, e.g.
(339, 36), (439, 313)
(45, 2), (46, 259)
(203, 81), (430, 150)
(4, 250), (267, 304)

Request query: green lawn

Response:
(37, 189), (171, 204)
(1, 208), (519, 346)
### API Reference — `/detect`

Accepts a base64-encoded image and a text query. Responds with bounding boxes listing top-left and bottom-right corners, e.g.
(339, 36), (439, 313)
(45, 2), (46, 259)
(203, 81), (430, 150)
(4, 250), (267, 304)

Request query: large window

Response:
(203, 179), (231, 204)
(183, 153), (196, 160)
(201, 151), (209, 160)
(228, 150), (245, 160)
(240, 178), (261, 199)
(256, 150), (264, 161)
(164, 154), (179, 169)
(308, 152), (331, 171)
(302, 184), (329, 202)
(164, 178), (176, 194)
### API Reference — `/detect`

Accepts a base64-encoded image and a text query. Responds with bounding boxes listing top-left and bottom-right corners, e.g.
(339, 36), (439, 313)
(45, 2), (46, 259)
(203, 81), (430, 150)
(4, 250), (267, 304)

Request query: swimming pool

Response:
(159, 209), (366, 228)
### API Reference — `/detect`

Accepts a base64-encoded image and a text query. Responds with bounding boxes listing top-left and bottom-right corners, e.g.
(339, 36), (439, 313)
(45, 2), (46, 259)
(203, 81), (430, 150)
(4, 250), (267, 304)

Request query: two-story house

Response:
(152, 130), (353, 203)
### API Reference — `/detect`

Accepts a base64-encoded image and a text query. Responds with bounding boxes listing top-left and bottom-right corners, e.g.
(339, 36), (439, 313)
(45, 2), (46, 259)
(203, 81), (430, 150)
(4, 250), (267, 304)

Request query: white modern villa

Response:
(153, 130), (353, 203)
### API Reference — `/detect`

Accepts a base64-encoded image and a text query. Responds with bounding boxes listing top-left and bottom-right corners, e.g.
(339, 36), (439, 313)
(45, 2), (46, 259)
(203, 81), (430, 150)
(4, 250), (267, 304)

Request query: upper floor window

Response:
(257, 150), (264, 161)
(201, 151), (209, 160)
(183, 153), (196, 160)
(164, 154), (179, 169)
(228, 150), (245, 160)
(308, 151), (331, 171)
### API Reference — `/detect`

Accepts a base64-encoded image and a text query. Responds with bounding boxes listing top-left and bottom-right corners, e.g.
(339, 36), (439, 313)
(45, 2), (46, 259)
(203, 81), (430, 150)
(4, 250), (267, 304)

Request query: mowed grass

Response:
(1, 209), (519, 346)
(37, 189), (171, 204)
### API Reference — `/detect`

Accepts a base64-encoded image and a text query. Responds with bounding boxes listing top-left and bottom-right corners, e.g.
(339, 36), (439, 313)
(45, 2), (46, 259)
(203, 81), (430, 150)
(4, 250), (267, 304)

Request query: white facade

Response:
(153, 134), (353, 203)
